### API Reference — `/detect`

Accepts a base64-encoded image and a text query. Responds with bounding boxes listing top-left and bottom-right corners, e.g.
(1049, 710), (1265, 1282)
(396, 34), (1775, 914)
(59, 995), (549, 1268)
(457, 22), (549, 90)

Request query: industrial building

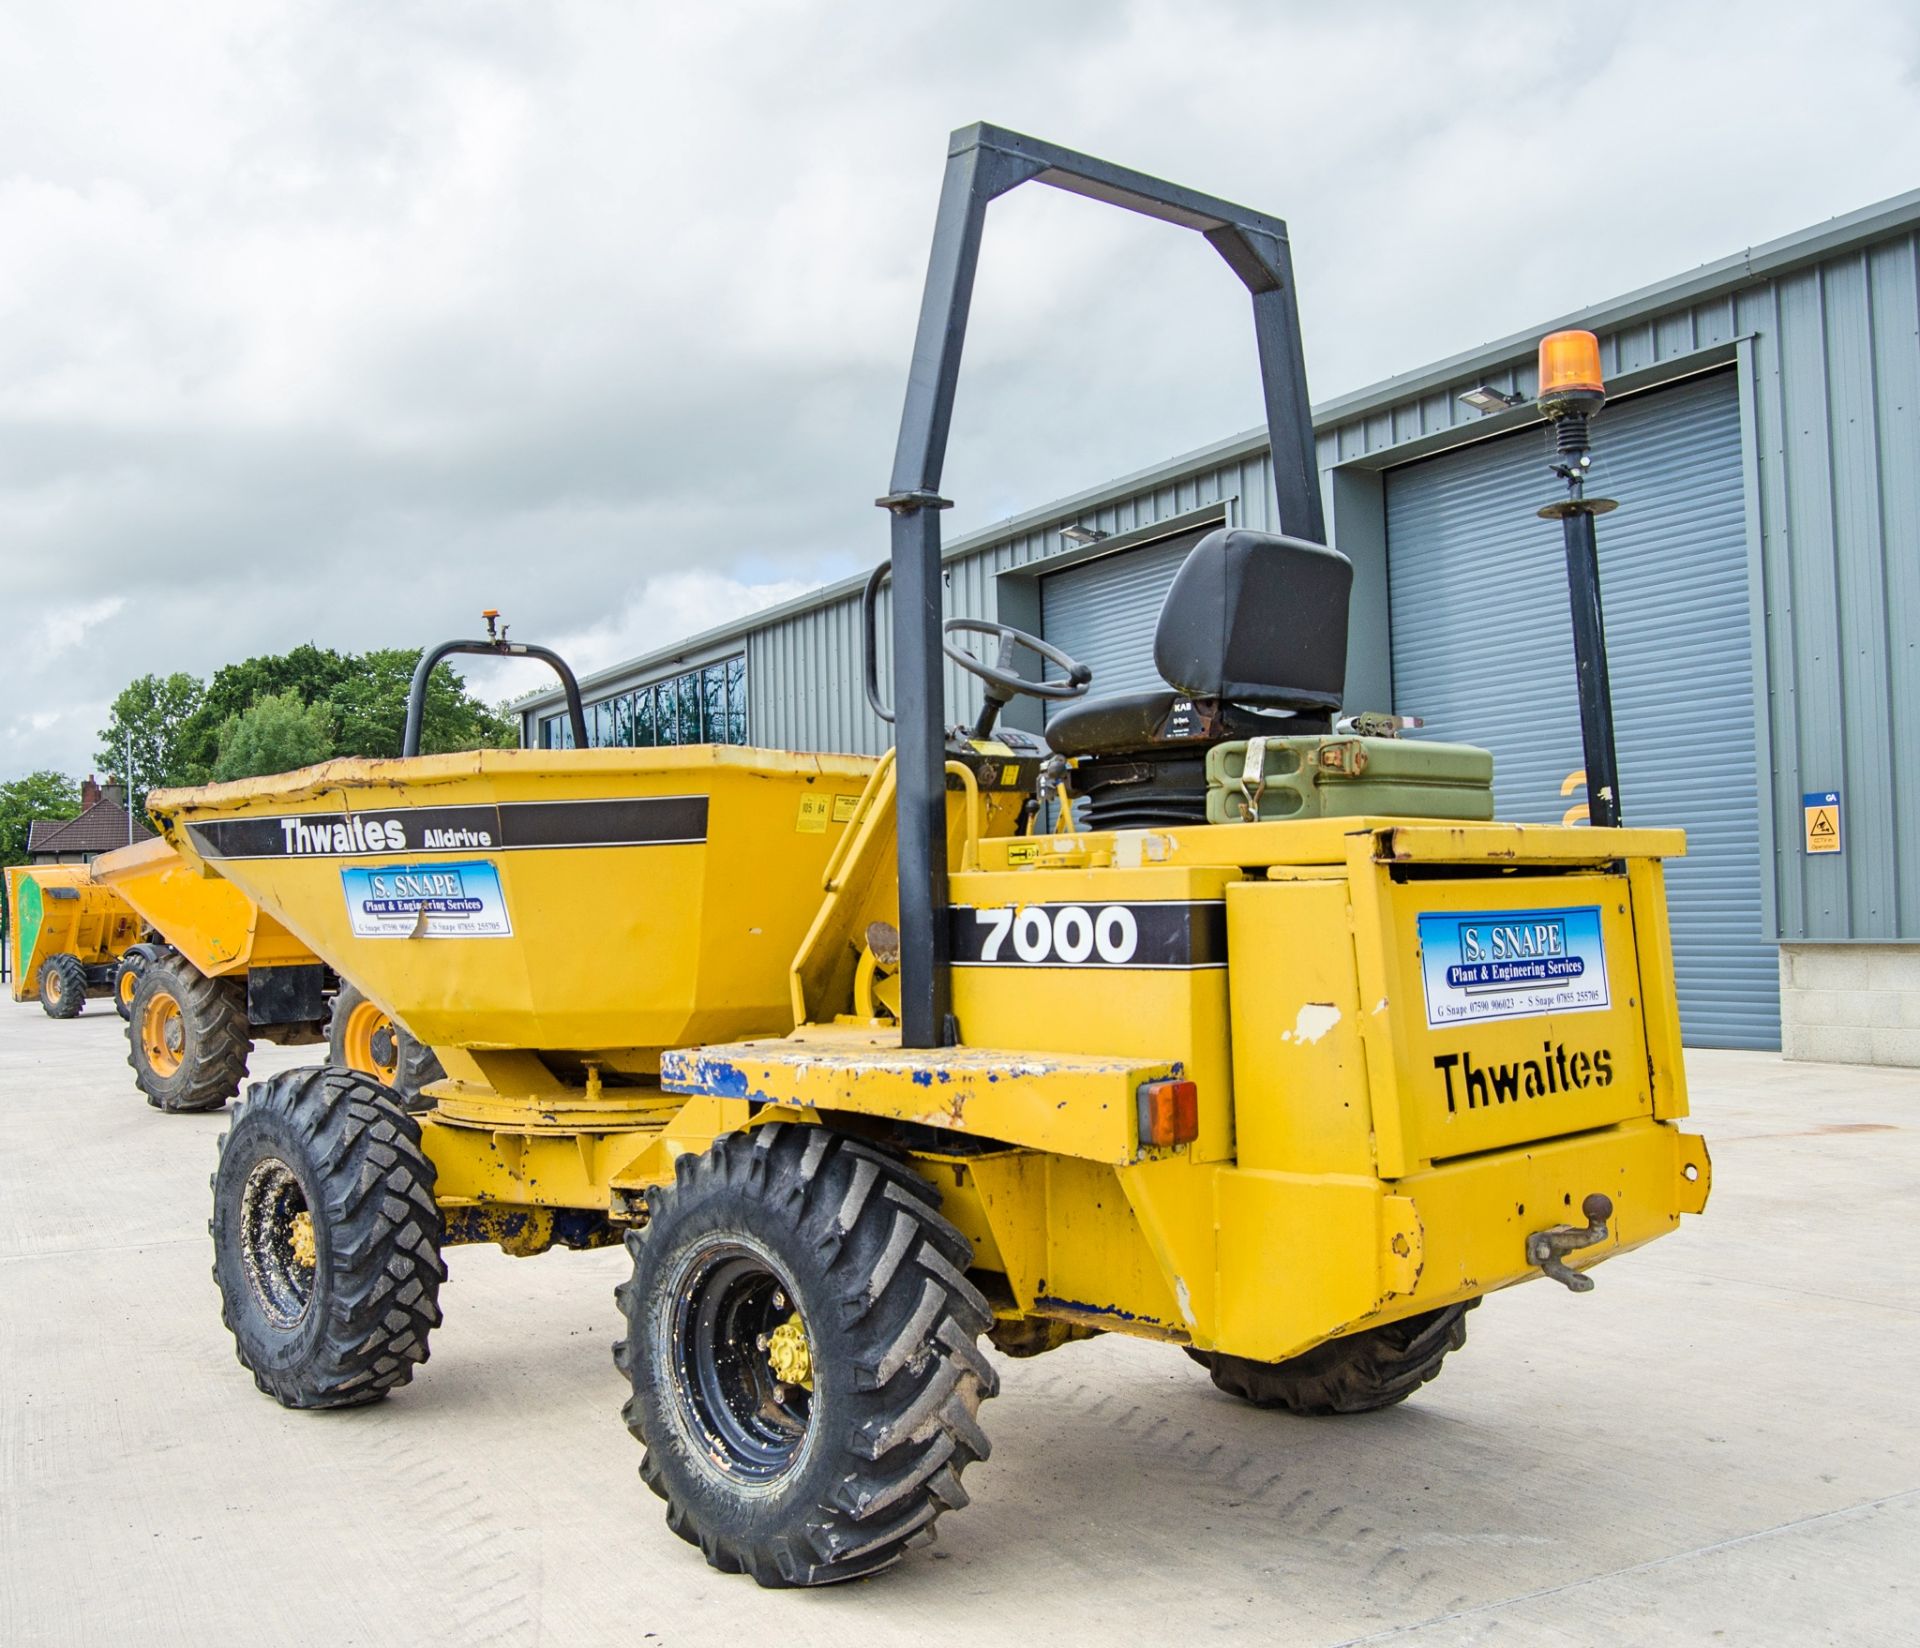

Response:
(517, 189), (1920, 1064)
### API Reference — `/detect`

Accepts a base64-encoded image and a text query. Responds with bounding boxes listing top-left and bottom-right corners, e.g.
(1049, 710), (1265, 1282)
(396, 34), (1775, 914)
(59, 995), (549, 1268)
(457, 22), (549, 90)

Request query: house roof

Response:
(27, 798), (155, 857)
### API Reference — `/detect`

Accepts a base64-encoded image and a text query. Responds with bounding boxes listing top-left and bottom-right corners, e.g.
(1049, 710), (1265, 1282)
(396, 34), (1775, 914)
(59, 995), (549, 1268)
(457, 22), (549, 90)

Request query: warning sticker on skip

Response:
(342, 860), (512, 939)
(1417, 905), (1609, 1028)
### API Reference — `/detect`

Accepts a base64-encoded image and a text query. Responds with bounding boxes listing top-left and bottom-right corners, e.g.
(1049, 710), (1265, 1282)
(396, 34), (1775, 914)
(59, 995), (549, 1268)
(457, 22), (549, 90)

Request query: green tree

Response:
(97, 673), (208, 811)
(180, 644), (355, 774)
(328, 648), (516, 758)
(0, 770), (81, 933)
(95, 646), (515, 805)
(211, 690), (339, 782)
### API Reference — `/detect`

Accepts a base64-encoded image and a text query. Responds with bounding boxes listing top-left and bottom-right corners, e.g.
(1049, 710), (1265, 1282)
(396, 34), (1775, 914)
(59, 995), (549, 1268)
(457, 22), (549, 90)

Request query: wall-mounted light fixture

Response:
(1058, 523), (1109, 546)
(1458, 385), (1526, 415)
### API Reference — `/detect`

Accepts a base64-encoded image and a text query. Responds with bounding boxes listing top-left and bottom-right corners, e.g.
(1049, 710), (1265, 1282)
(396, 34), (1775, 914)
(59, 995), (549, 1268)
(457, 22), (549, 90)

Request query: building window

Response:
(725, 656), (747, 742)
(536, 658), (747, 751)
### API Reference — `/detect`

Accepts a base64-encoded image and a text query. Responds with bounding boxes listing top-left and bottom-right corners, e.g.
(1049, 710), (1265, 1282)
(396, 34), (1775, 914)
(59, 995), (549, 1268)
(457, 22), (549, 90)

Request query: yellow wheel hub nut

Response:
(766, 1312), (812, 1391)
(290, 1210), (317, 1271)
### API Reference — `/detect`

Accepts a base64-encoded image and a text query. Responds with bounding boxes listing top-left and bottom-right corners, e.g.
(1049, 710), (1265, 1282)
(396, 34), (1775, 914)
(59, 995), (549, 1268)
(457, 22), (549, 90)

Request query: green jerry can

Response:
(1203, 734), (1496, 824)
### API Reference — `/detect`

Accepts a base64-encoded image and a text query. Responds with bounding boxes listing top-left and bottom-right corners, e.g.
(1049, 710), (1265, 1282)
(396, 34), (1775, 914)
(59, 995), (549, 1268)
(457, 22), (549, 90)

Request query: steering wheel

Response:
(942, 618), (1092, 703)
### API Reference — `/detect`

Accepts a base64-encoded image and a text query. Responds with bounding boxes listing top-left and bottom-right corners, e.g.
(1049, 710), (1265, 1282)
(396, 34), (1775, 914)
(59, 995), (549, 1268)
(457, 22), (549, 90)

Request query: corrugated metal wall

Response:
(1038, 527), (1212, 706)
(1385, 372), (1778, 1048)
(1313, 228), (1920, 944)
(1753, 238), (1920, 942)
(677, 209), (1920, 947)
(746, 462), (1270, 755)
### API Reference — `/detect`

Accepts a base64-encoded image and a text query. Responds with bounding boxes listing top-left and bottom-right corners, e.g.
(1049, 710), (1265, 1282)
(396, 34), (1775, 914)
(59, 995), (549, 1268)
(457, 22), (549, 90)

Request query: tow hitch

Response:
(1527, 1193), (1615, 1292)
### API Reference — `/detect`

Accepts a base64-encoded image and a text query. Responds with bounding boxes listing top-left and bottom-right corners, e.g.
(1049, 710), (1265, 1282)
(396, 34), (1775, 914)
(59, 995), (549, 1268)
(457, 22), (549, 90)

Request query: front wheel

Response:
(615, 1125), (997, 1587)
(1192, 1301), (1476, 1415)
(127, 955), (250, 1113)
(39, 953), (87, 1019)
(210, 1066), (445, 1408)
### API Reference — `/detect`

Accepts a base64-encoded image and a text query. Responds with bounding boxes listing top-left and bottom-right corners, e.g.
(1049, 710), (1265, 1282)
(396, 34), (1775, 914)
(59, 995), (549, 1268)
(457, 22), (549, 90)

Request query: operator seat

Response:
(1045, 528), (1353, 828)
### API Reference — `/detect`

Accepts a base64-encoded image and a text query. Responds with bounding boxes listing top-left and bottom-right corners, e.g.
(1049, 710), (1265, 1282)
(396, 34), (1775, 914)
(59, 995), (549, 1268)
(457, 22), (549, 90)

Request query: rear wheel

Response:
(211, 1066), (445, 1407)
(1193, 1301), (1476, 1415)
(112, 943), (162, 1021)
(38, 953), (87, 1019)
(328, 982), (444, 1108)
(127, 955), (251, 1113)
(615, 1125), (996, 1587)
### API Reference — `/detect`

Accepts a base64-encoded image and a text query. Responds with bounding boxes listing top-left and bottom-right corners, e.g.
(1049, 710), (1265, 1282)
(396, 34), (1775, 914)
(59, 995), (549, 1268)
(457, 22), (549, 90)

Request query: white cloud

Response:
(2, 0), (1917, 778)
(33, 596), (126, 660)
(476, 570), (822, 705)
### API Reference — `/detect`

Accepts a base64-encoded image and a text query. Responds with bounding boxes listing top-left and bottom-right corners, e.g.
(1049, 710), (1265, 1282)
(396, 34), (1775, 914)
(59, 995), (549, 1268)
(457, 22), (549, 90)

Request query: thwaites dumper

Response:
(5, 861), (142, 1018)
(90, 837), (440, 1112)
(151, 125), (1711, 1588)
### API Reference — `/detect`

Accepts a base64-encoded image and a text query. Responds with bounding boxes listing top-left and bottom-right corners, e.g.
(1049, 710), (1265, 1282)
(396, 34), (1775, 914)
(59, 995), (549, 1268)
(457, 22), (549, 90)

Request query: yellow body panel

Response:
(949, 864), (1236, 1160)
(5, 862), (142, 1001)
(668, 816), (1710, 1358)
(91, 836), (316, 977)
(666, 1024), (1175, 1162)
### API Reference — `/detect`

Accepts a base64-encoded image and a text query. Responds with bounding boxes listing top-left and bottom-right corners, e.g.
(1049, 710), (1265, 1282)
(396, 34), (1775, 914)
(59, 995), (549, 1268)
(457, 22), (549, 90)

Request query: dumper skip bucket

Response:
(149, 747), (877, 1057)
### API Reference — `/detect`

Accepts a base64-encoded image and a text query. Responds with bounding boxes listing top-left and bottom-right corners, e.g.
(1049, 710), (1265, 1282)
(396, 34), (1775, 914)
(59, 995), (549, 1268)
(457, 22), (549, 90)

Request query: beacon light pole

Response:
(1535, 329), (1623, 829)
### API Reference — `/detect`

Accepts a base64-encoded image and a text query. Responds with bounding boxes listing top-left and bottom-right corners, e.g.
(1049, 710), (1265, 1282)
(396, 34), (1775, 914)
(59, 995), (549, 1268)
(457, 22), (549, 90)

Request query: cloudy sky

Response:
(4, 0), (1918, 779)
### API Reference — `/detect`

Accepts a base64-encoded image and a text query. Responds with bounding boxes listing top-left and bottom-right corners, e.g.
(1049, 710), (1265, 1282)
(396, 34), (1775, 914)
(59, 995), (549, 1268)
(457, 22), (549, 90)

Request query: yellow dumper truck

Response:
(5, 862), (142, 1018)
(148, 127), (1710, 1587)
(84, 838), (443, 1111)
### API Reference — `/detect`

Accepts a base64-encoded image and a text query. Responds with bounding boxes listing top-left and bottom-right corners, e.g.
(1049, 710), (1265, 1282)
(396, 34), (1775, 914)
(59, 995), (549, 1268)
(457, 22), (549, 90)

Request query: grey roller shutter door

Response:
(1386, 369), (1777, 1049)
(1039, 527), (1211, 709)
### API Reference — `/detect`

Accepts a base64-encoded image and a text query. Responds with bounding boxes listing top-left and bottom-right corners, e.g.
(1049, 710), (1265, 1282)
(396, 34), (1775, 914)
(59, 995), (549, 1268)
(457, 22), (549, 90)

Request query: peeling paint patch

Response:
(1294, 1003), (1342, 1044)
(693, 1058), (750, 1098)
(1174, 1276), (1195, 1327)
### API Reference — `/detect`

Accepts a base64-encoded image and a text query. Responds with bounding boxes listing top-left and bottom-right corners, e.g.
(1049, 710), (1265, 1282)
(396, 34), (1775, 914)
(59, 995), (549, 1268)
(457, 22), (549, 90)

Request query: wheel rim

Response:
(118, 967), (138, 1009)
(343, 1000), (399, 1084)
(240, 1157), (317, 1329)
(140, 991), (186, 1076)
(46, 969), (64, 1006)
(669, 1242), (814, 1483)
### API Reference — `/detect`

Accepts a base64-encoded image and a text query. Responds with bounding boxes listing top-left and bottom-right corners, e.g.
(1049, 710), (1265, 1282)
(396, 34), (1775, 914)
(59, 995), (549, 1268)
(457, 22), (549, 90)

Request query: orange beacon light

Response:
(1537, 329), (1605, 413)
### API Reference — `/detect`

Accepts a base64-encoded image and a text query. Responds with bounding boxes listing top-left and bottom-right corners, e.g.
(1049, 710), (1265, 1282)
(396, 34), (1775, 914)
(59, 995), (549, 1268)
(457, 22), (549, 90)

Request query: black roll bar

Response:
(403, 640), (589, 758)
(860, 560), (895, 725)
(880, 123), (1324, 1048)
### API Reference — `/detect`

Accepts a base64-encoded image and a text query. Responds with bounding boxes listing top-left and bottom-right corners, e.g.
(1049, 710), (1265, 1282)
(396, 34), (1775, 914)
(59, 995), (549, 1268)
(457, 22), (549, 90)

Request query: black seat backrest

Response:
(1152, 528), (1352, 712)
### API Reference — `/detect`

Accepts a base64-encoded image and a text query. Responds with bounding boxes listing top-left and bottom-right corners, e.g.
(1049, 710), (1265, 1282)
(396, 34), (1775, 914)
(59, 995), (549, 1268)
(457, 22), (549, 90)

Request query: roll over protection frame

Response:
(880, 122), (1324, 1048)
(403, 640), (589, 758)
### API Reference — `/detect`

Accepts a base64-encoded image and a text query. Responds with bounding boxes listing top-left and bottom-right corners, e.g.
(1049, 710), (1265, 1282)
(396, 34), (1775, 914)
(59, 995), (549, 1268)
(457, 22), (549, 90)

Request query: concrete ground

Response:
(0, 1003), (1913, 1647)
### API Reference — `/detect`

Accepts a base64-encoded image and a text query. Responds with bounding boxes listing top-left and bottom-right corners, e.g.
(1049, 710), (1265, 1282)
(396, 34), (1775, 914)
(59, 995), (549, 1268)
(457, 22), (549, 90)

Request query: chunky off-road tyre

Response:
(1194, 1301), (1476, 1416)
(211, 1066), (445, 1408)
(38, 953), (87, 1019)
(327, 981), (445, 1108)
(127, 955), (251, 1113)
(615, 1125), (997, 1587)
(112, 943), (163, 1021)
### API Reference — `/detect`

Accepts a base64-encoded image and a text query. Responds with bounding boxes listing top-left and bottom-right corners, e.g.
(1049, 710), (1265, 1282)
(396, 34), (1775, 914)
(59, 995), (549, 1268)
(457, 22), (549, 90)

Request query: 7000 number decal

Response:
(948, 901), (1226, 970)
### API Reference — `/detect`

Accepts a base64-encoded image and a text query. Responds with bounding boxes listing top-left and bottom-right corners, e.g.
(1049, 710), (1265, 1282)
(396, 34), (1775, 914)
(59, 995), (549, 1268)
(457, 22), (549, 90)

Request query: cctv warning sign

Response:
(1803, 791), (1841, 855)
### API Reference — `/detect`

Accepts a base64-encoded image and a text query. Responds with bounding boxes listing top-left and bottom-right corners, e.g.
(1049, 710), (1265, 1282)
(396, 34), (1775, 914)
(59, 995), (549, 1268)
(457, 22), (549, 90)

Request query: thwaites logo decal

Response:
(342, 860), (512, 939)
(949, 901), (1226, 970)
(185, 796), (708, 860)
(1434, 1041), (1615, 1113)
(1416, 905), (1609, 1028)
